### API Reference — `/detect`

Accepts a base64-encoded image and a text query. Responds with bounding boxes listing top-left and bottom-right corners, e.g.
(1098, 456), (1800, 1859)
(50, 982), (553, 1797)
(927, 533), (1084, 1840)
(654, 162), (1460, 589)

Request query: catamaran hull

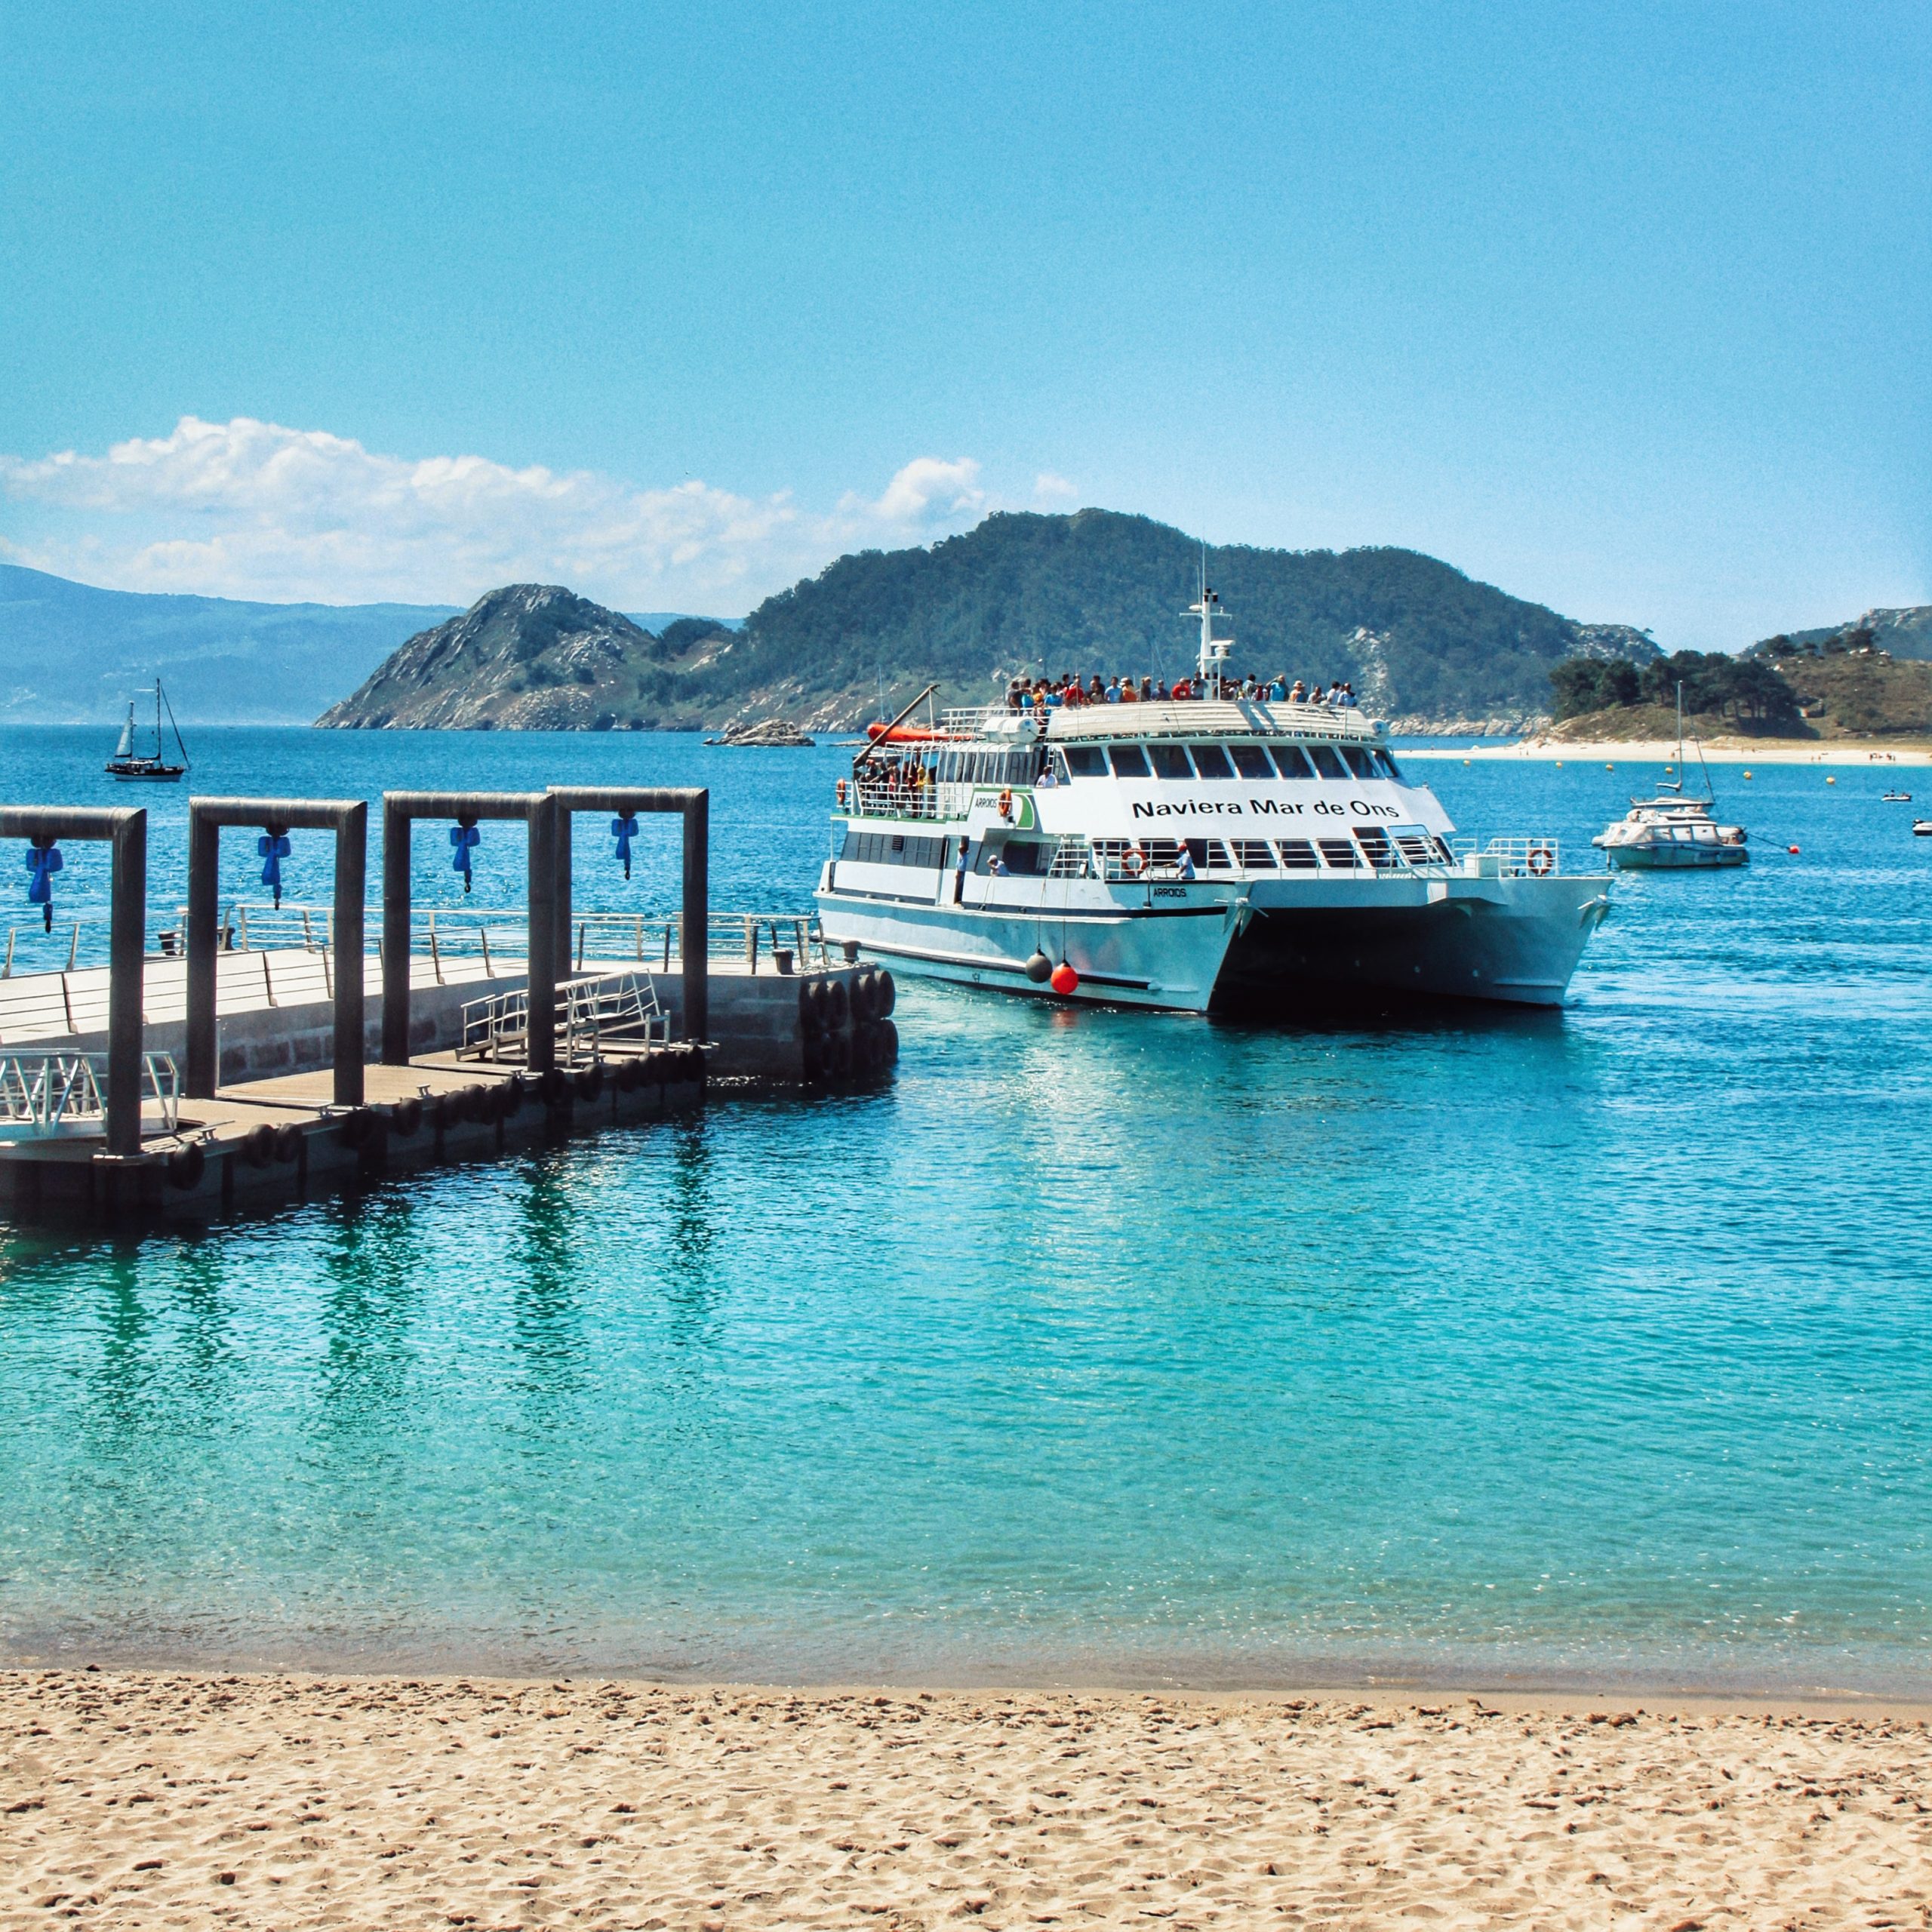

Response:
(1217, 878), (1609, 1010)
(817, 875), (1609, 1014)
(814, 888), (1239, 1012)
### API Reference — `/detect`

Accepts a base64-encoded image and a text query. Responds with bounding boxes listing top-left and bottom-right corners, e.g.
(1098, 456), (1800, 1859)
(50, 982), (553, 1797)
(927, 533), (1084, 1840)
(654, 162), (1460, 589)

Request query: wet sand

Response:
(5, 1672), (1930, 1929)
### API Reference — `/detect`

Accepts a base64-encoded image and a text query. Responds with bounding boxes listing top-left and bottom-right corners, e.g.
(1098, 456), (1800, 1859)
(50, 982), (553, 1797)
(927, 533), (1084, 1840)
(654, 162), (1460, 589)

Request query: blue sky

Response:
(2, 0), (1925, 645)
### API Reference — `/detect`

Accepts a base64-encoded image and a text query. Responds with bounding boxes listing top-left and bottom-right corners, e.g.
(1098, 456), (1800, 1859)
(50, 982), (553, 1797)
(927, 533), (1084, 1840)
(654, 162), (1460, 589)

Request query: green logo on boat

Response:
(973, 788), (1036, 831)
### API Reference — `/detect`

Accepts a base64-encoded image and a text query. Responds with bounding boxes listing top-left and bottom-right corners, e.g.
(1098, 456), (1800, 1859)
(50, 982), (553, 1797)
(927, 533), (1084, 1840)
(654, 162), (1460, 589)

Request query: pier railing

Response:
(9, 903), (834, 974)
(0, 1051), (180, 1140)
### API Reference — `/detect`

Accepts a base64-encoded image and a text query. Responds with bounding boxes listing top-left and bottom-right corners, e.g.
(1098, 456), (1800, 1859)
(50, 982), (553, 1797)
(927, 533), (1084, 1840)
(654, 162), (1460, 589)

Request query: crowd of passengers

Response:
(1005, 673), (1361, 711)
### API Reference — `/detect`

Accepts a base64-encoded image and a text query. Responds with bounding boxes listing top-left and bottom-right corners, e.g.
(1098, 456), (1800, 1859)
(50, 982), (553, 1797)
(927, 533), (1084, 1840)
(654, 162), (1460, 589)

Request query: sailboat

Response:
(105, 681), (190, 782)
(1592, 682), (1746, 869)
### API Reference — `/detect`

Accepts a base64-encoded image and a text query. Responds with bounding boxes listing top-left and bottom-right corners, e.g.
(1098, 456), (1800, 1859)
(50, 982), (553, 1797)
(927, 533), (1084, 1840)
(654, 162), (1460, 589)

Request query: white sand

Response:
(1404, 739), (1932, 766)
(5, 1672), (1930, 1928)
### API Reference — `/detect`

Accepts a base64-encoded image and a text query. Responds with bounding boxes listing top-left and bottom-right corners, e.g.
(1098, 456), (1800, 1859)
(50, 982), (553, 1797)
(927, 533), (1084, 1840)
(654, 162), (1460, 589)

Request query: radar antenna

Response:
(1181, 545), (1232, 697)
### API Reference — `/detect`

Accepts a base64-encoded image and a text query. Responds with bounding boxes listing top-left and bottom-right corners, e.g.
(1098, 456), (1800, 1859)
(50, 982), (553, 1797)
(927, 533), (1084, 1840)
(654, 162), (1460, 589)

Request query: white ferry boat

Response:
(815, 590), (1612, 1012)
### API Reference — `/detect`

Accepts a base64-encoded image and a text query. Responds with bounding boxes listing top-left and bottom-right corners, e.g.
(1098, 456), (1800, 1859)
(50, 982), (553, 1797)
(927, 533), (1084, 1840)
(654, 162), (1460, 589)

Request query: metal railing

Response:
(1448, 837), (1563, 877)
(1078, 831), (1558, 884)
(944, 698), (1382, 740)
(460, 970), (669, 1063)
(847, 777), (948, 821)
(0, 1051), (180, 1140)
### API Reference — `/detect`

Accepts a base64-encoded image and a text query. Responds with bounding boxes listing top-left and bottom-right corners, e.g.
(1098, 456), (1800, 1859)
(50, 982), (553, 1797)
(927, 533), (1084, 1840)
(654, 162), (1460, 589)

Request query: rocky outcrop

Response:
(316, 584), (666, 731)
(704, 718), (816, 746)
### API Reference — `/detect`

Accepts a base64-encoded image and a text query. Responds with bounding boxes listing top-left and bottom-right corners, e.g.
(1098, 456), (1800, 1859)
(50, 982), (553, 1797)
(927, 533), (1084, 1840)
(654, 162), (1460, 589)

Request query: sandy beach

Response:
(4, 1673), (1928, 1930)
(1404, 740), (1932, 766)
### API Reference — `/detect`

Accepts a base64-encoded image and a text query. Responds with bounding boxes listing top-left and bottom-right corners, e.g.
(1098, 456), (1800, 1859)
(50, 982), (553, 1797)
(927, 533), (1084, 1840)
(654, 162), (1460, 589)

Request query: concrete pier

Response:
(0, 781), (900, 1226)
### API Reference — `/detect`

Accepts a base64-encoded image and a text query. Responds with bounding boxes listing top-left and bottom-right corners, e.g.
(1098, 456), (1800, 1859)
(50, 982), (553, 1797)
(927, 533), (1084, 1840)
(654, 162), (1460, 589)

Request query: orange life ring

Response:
(1122, 847), (1145, 877)
(1527, 845), (1554, 875)
(998, 788), (1014, 821)
(835, 779), (848, 807)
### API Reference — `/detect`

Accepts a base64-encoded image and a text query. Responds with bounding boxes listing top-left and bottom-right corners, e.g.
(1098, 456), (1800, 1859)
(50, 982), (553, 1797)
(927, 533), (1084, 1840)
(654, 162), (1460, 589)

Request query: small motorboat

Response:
(1592, 684), (1746, 870)
(1914, 820), (1932, 838)
(106, 680), (189, 782)
(1883, 790), (1912, 801)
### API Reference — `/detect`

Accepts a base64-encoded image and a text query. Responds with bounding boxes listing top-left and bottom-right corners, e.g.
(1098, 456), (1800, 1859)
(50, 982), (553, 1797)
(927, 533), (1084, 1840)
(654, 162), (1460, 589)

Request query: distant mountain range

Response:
(0, 564), (459, 724)
(0, 563), (729, 725)
(13, 520), (1923, 733)
(319, 510), (1663, 734)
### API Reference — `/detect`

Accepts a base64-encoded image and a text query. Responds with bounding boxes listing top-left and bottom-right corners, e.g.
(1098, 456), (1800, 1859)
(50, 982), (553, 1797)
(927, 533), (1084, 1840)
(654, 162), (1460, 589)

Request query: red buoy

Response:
(1787, 844), (1800, 854)
(1049, 961), (1079, 995)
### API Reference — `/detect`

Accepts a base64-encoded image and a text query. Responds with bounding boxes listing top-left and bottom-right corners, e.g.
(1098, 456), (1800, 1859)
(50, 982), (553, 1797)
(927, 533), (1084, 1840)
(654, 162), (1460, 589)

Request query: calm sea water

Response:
(2, 728), (1930, 1694)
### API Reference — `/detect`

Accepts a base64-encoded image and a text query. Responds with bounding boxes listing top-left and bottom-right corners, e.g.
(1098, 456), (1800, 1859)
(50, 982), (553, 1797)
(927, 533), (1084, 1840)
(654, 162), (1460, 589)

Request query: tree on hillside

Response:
(1552, 649), (1801, 728)
(1549, 657), (1640, 720)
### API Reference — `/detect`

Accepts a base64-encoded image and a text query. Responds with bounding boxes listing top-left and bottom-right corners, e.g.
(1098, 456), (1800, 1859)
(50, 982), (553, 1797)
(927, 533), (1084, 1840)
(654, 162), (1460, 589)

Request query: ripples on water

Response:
(1, 731), (1929, 1691)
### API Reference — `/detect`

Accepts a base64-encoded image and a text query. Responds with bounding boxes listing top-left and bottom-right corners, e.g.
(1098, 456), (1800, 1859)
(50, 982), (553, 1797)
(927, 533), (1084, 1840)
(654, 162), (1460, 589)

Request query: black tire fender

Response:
(165, 1140), (206, 1191)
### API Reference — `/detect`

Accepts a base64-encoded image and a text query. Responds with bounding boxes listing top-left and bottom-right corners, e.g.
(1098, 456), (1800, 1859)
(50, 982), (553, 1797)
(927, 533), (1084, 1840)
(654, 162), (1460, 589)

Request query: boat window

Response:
(1148, 743), (1193, 779)
(1317, 838), (1361, 867)
(1270, 744), (1315, 779)
(1189, 744), (1235, 779)
(841, 831), (947, 867)
(1276, 838), (1320, 869)
(1307, 744), (1348, 780)
(1060, 745), (1107, 778)
(1232, 838), (1278, 869)
(1048, 749), (1074, 784)
(1372, 748), (1404, 780)
(1001, 840), (1048, 875)
(1353, 828), (1398, 869)
(1108, 744), (1152, 779)
(1183, 837), (1235, 869)
(1340, 745), (1377, 779)
(1229, 744), (1274, 780)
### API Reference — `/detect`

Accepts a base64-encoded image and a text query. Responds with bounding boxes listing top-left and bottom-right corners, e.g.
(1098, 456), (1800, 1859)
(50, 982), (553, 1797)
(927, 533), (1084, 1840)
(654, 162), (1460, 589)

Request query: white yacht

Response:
(1591, 687), (1747, 870)
(814, 588), (1612, 1013)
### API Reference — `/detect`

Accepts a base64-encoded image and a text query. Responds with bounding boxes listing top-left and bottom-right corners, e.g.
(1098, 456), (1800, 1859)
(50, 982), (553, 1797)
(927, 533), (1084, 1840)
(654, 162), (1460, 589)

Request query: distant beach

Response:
(6, 1671), (1929, 1929)
(1404, 738), (1932, 765)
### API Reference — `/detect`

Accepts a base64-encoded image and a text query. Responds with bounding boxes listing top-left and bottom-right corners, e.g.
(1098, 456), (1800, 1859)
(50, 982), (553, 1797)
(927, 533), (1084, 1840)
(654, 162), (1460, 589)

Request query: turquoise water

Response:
(2, 731), (1930, 1693)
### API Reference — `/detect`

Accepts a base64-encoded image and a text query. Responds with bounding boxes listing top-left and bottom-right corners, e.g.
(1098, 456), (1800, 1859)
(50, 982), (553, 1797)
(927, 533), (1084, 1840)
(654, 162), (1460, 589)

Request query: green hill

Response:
(318, 509), (1657, 731)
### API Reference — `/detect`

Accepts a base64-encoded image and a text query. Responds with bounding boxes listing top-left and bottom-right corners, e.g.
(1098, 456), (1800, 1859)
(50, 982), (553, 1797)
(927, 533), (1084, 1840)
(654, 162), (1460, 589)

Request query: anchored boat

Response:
(814, 585), (1612, 1012)
(105, 681), (189, 782)
(1591, 685), (1746, 870)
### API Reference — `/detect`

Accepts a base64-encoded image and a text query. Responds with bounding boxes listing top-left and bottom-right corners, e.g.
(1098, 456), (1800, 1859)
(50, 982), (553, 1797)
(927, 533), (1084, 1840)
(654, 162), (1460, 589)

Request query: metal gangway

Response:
(0, 1051), (181, 1141)
(458, 970), (669, 1066)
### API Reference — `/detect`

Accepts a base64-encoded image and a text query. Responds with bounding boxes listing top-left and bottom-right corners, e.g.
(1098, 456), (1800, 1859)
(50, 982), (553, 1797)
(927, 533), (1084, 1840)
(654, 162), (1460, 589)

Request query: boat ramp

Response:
(0, 786), (895, 1223)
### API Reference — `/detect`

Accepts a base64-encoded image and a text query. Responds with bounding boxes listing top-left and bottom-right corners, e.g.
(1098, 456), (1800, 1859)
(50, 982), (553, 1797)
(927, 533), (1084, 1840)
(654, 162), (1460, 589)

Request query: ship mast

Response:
(1183, 547), (1232, 697)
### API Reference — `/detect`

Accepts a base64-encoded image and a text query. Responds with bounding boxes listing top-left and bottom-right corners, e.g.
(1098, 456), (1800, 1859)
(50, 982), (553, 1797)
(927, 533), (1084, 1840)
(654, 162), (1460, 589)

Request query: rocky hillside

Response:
(316, 586), (711, 730)
(1766, 606), (1932, 660)
(318, 512), (1659, 732)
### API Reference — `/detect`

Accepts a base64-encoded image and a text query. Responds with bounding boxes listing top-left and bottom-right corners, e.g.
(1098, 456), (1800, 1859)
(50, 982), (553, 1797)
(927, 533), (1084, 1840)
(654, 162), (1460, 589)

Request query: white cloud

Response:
(0, 418), (1020, 610)
(841, 456), (986, 528)
(1032, 472), (1078, 504)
